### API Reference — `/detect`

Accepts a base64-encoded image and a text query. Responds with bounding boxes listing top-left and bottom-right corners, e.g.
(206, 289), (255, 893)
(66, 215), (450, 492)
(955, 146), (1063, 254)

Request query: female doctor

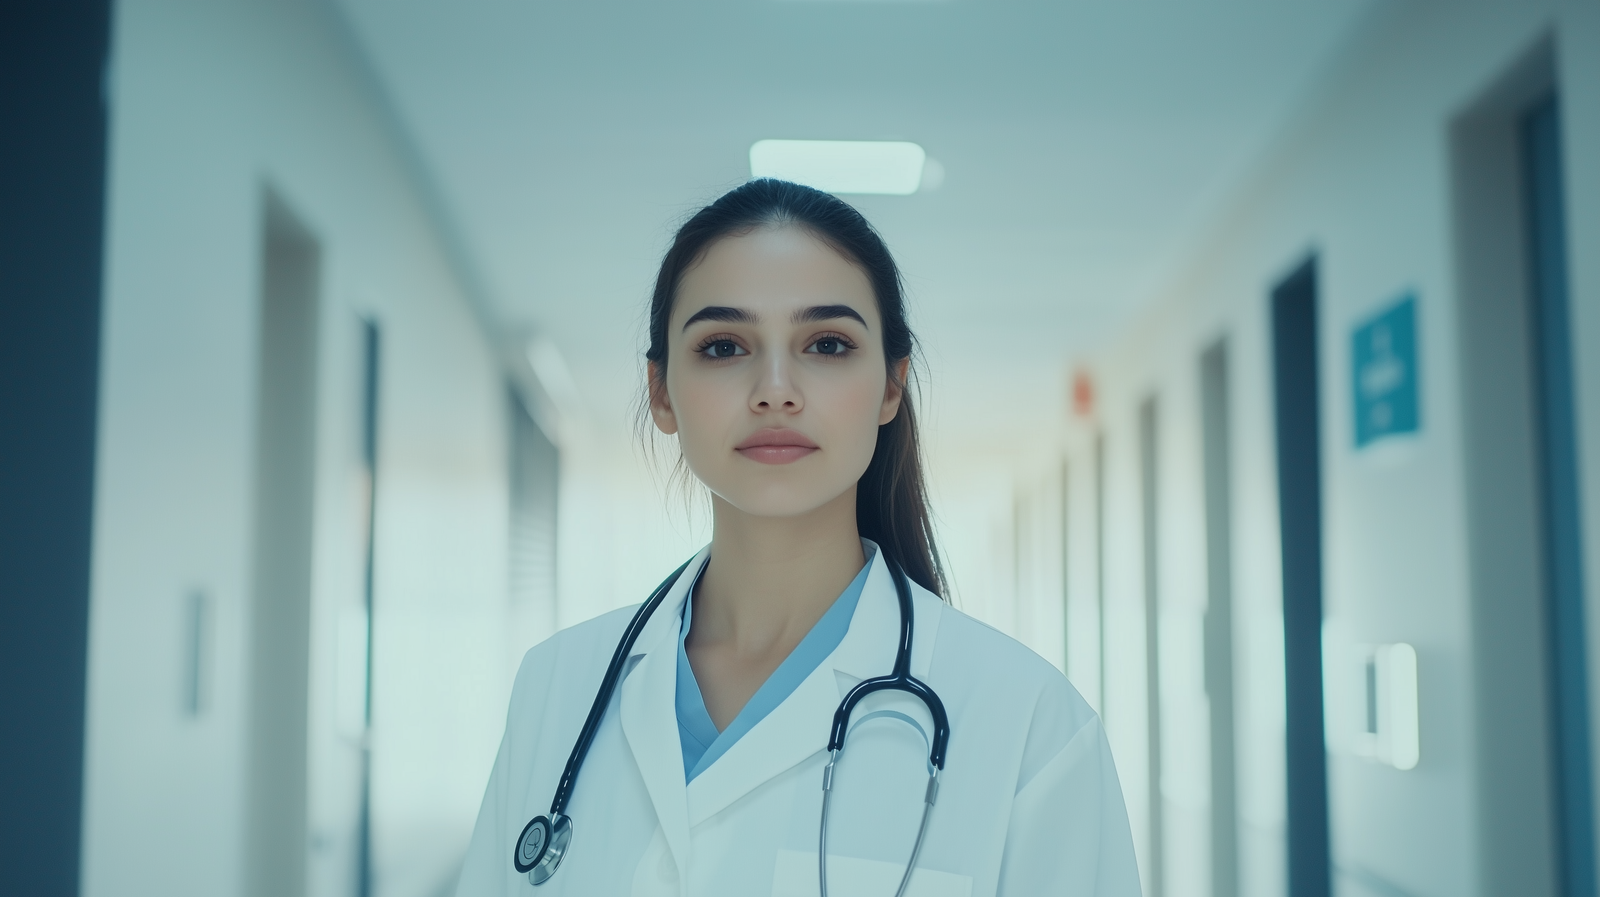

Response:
(456, 179), (1140, 897)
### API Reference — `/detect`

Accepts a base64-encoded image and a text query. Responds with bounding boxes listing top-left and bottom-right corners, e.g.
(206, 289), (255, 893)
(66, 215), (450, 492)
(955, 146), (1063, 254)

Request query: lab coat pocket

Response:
(770, 849), (972, 897)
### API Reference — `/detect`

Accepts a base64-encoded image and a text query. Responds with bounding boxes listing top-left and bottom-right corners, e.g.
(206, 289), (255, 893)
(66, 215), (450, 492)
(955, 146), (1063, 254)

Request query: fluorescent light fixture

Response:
(749, 140), (927, 195)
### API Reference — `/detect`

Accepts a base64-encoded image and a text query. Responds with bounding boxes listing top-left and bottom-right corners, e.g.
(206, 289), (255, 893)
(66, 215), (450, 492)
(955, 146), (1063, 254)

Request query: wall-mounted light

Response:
(181, 589), (211, 718)
(749, 139), (928, 195)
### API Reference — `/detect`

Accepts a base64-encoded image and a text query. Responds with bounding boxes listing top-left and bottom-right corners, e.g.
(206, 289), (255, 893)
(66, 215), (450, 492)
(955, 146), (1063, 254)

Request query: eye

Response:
(699, 338), (747, 359)
(806, 335), (856, 357)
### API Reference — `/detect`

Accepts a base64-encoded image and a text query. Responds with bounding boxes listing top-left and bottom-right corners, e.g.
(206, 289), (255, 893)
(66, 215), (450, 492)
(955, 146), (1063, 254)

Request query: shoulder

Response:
(919, 590), (1100, 788)
(530, 603), (638, 663)
(922, 592), (1076, 697)
(507, 604), (640, 714)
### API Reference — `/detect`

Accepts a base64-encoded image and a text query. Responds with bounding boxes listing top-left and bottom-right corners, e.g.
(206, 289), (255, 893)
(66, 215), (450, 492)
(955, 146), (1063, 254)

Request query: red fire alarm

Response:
(1071, 369), (1095, 419)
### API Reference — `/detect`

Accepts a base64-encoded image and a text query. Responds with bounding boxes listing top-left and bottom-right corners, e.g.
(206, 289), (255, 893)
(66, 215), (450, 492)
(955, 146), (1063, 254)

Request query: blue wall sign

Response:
(1351, 294), (1420, 447)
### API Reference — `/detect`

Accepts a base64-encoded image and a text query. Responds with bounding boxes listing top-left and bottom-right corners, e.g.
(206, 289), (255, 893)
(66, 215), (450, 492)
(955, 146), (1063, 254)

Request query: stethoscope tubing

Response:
(818, 559), (946, 897)
(516, 551), (949, 892)
(819, 748), (940, 897)
(827, 561), (950, 768)
(545, 557), (692, 817)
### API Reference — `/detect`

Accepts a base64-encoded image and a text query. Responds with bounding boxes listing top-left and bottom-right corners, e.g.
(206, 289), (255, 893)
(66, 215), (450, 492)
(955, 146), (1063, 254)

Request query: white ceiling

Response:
(337, 0), (1380, 454)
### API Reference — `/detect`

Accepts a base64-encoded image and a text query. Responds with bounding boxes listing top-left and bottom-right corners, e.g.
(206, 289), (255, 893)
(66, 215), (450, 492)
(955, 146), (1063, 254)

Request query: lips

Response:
(735, 428), (819, 465)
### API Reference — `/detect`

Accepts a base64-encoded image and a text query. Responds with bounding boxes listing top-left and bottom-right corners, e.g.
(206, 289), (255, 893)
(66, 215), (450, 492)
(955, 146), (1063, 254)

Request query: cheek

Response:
(818, 370), (889, 449)
(666, 367), (741, 446)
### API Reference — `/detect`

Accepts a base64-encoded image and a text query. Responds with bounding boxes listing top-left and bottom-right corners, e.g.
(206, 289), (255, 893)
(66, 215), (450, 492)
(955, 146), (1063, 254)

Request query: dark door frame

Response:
(1272, 256), (1332, 897)
(0, 2), (113, 893)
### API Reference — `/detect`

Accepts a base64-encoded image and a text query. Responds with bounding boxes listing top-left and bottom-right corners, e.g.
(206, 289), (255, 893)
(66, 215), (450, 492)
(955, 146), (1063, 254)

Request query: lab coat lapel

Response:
(619, 547), (708, 877)
(829, 554), (945, 683)
(685, 555), (907, 827)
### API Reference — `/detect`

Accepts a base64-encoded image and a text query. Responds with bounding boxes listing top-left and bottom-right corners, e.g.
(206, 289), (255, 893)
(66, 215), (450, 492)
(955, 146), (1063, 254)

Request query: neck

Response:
(691, 487), (866, 657)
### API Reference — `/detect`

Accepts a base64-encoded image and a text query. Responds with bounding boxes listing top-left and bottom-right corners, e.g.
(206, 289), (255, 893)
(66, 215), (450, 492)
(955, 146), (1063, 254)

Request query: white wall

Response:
(83, 2), (517, 895)
(1072, 1), (1600, 896)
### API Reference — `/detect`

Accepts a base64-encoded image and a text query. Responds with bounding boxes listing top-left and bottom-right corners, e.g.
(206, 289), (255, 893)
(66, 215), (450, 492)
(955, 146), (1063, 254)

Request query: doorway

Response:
(247, 189), (321, 897)
(1139, 396), (1166, 897)
(1271, 257), (1330, 897)
(356, 320), (379, 897)
(1201, 338), (1239, 897)
(510, 389), (560, 641)
(1523, 88), (1594, 897)
(1453, 38), (1592, 897)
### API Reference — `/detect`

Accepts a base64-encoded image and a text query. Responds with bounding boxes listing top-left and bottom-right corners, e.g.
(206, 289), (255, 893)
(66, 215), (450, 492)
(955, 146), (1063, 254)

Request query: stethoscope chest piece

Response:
(514, 813), (572, 885)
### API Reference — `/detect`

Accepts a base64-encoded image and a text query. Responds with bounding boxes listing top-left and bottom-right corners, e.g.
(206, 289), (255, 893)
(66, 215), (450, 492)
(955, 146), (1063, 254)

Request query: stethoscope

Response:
(513, 554), (950, 896)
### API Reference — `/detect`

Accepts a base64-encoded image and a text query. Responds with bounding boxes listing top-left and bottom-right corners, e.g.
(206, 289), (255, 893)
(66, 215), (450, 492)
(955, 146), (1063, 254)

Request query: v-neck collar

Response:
(618, 541), (946, 868)
(675, 544), (877, 782)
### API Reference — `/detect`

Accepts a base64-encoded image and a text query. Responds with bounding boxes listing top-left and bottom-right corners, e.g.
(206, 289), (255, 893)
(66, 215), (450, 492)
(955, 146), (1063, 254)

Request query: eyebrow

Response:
(680, 306), (756, 329)
(680, 304), (868, 330)
(794, 304), (868, 327)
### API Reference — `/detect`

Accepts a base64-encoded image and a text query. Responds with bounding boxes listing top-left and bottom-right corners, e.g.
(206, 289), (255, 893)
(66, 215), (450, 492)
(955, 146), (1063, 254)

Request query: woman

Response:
(457, 180), (1139, 896)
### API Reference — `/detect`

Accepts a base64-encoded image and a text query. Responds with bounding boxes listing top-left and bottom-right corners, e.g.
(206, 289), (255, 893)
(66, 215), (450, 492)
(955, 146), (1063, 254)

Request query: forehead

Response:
(671, 226), (879, 326)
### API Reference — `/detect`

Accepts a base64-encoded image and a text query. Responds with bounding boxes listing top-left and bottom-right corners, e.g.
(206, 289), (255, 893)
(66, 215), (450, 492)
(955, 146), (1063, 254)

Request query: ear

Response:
(648, 361), (679, 435)
(879, 358), (909, 426)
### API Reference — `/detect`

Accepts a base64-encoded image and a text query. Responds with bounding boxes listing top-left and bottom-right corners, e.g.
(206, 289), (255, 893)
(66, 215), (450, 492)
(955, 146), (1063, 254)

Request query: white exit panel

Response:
(1351, 643), (1420, 770)
(1323, 621), (1421, 771)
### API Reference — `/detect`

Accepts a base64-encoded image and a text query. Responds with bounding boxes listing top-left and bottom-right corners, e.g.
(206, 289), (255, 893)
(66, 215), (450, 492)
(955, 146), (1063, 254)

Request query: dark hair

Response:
(643, 178), (945, 597)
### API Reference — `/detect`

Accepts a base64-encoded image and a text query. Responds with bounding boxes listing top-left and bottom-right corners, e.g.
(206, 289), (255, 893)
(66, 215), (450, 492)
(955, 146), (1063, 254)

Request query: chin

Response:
(710, 478), (853, 520)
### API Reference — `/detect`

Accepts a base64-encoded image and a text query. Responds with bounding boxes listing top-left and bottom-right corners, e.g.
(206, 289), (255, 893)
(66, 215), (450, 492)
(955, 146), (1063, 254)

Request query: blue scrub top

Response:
(675, 544), (877, 782)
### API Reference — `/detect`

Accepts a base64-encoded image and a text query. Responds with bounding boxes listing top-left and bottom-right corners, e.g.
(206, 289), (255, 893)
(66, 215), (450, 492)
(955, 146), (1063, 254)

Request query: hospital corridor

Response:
(6, 0), (1600, 895)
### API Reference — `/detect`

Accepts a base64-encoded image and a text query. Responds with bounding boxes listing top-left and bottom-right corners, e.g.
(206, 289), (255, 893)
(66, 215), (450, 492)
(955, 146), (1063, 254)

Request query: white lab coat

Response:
(456, 547), (1141, 897)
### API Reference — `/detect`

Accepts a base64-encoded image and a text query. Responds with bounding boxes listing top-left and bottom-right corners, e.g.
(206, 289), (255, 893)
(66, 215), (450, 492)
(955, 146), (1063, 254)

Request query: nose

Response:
(750, 353), (802, 413)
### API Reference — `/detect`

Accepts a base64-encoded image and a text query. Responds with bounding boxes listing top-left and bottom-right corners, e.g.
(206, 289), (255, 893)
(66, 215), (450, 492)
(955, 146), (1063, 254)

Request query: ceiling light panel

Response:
(748, 140), (927, 195)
